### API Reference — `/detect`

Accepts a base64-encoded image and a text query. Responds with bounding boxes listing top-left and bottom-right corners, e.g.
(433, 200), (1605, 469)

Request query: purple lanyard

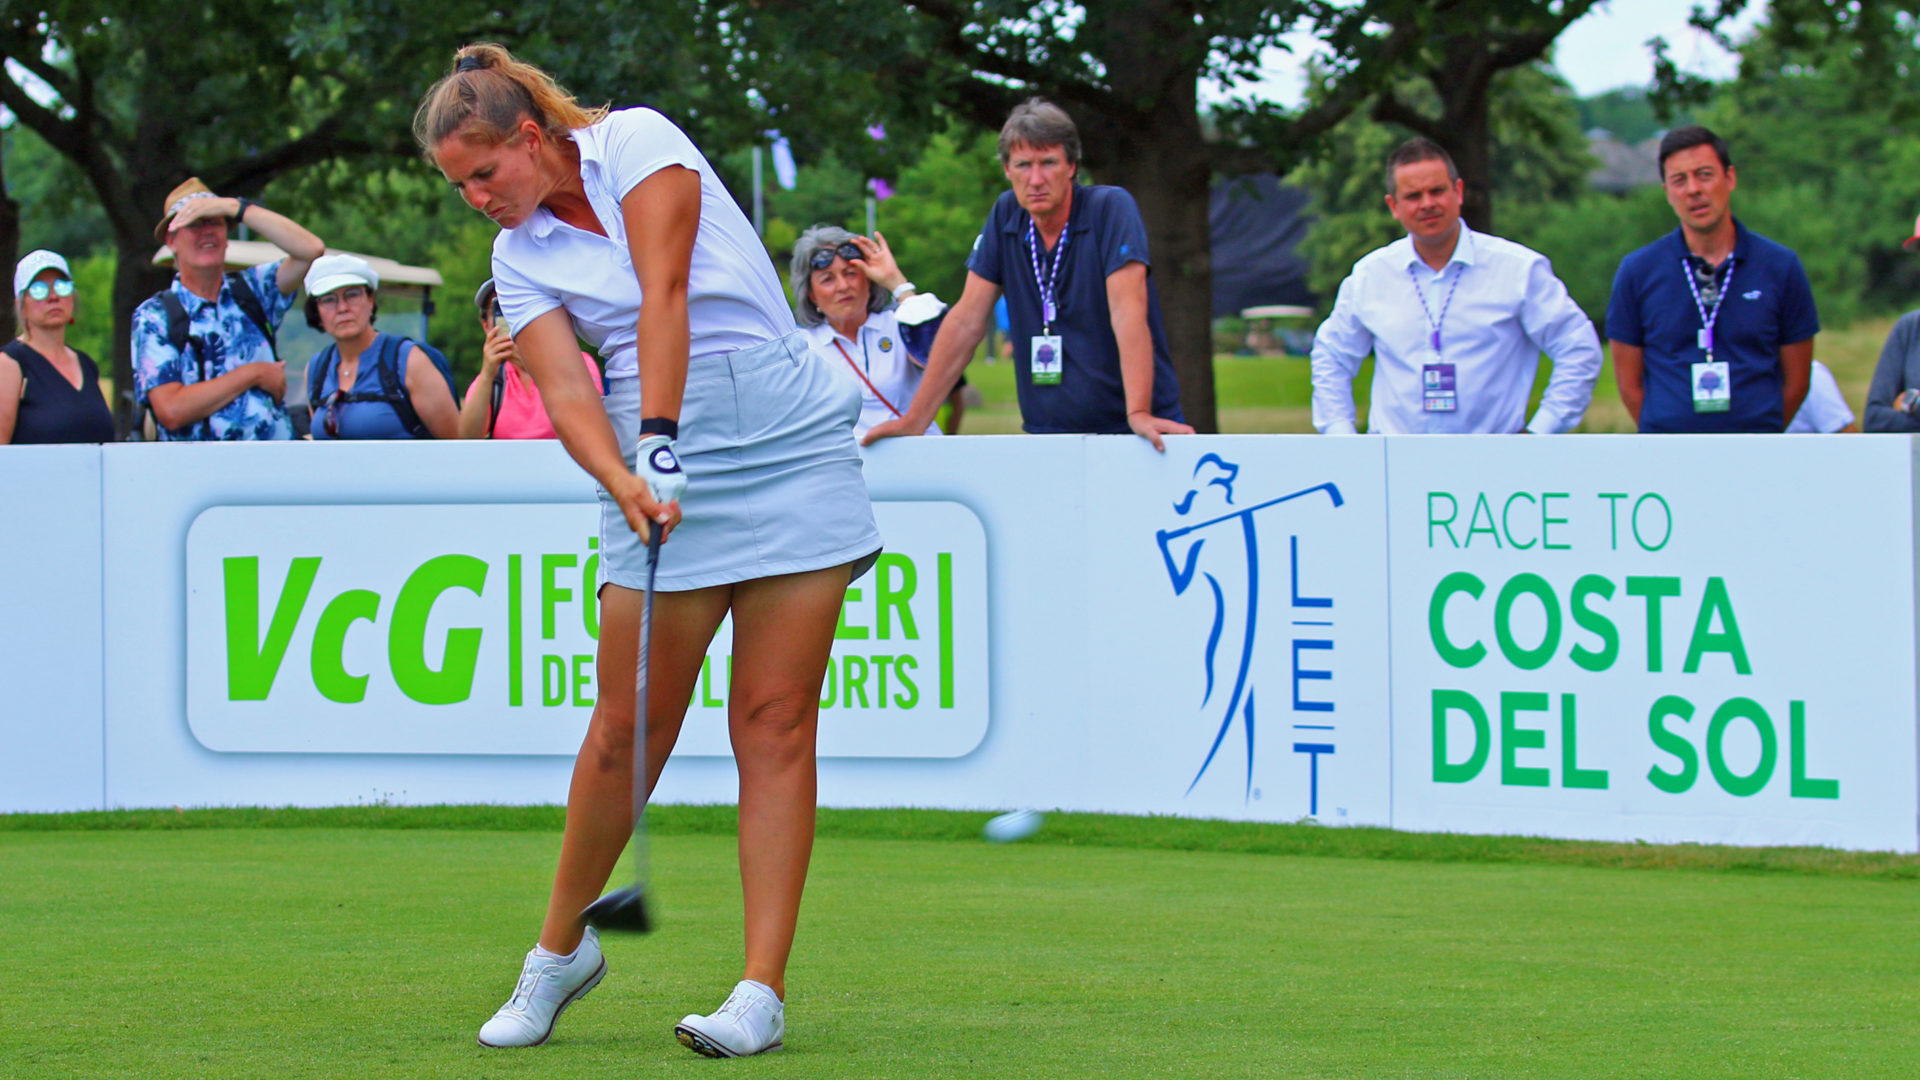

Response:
(1408, 262), (1464, 356)
(1027, 219), (1069, 331)
(1681, 256), (1735, 362)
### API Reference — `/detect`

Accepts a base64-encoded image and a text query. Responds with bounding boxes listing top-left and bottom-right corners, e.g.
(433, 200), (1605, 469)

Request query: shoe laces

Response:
(507, 954), (550, 1012)
(715, 987), (760, 1023)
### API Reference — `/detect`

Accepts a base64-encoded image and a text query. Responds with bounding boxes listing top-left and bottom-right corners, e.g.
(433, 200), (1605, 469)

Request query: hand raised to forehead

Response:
(850, 231), (904, 290)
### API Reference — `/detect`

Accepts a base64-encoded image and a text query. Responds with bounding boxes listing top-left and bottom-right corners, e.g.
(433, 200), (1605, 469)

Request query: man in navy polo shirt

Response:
(1607, 125), (1818, 432)
(862, 98), (1192, 450)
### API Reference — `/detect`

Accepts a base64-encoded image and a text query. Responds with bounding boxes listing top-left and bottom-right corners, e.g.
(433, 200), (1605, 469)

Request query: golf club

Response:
(580, 524), (662, 934)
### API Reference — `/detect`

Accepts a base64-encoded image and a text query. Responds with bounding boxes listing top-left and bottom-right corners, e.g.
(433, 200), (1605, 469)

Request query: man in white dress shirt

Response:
(1310, 138), (1602, 434)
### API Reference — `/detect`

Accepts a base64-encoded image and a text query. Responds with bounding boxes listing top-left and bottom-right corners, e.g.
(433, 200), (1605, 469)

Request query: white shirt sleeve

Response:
(1517, 255), (1603, 434)
(1309, 269), (1373, 434)
(599, 108), (705, 202)
(1789, 360), (1854, 433)
(491, 237), (561, 335)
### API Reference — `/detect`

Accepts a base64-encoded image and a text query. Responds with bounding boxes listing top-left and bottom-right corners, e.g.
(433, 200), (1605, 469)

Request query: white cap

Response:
(14, 250), (70, 297)
(303, 253), (379, 298)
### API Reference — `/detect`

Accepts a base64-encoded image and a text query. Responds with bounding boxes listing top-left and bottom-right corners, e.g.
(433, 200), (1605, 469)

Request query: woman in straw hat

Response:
(417, 43), (879, 1057)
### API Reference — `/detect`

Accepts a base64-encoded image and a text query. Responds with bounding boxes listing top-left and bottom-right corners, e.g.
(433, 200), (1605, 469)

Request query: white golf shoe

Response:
(674, 979), (785, 1057)
(476, 928), (607, 1047)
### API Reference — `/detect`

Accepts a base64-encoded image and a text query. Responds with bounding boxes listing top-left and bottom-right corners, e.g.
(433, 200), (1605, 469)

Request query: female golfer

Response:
(416, 44), (879, 1057)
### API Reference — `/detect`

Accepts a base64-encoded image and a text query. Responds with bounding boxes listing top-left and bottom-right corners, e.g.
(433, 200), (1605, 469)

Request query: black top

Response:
(3, 339), (116, 444)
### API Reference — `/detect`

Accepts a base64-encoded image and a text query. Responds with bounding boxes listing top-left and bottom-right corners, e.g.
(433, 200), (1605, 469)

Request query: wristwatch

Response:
(233, 197), (256, 223)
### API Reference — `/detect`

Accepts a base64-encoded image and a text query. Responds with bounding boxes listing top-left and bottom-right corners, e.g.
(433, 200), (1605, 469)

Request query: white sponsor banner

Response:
(1386, 435), (1920, 851)
(1080, 438), (1393, 825)
(184, 500), (987, 758)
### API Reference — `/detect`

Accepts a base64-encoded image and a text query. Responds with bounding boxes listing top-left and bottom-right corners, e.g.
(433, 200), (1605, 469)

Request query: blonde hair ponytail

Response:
(413, 43), (609, 154)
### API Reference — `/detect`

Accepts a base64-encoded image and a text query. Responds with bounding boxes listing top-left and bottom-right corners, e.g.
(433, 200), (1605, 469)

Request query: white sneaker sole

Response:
(476, 957), (607, 1048)
(674, 1020), (783, 1058)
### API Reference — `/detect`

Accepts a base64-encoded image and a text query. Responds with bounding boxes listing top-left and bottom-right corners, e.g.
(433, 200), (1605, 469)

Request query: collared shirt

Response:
(966, 185), (1183, 434)
(802, 294), (948, 437)
(1310, 223), (1602, 434)
(1606, 219), (1820, 433)
(491, 108), (794, 380)
(130, 260), (294, 441)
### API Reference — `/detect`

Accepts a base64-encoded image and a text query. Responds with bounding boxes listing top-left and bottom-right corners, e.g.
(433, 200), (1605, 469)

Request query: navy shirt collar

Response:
(1002, 183), (1091, 237)
(1663, 215), (1751, 264)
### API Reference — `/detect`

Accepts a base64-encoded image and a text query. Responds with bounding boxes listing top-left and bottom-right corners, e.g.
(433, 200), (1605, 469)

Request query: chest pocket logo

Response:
(879, 337), (894, 352)
(1743, 290), (1762, 300)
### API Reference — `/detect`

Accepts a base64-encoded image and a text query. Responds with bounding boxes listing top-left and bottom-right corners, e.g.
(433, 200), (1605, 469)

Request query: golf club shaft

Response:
(629, 526), (662, 894)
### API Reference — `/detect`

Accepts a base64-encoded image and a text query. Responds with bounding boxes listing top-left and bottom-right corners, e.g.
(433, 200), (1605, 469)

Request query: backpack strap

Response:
(306, 343), (339, 409)
(225, 272), (277, 353)
(378, 335), (432, 439)
(155, 289), (207, 382)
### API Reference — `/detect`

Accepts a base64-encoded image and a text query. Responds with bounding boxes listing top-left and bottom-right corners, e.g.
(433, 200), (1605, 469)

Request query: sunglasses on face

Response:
(24, 278), (75, 301)
(808, 242), (864, 271)
(317, 286), (368, 309)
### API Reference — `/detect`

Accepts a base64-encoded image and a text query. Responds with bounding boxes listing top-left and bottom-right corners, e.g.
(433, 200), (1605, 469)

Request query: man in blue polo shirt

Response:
(862, 98), (1191, 450)
(1607, 125), (1818, 432)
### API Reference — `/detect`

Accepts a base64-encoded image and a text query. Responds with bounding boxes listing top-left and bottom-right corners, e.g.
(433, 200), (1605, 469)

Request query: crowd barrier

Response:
(4, 433), (1915, 851)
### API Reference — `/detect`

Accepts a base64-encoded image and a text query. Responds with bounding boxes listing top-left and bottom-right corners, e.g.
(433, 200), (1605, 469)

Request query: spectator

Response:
(864, 97), (1192, 450)
(1607, 125), (1818, 432)
(302, 254), (459, 440)
(457, 278), (603, 438)
(791, 225), (963, 437)
(131, 178), (325, 440)
(1, 250), (115, 444)
(1308, 138), (1601, 434)
(1864, 218), (1920, 433)
(1789, 360), (1854, 433)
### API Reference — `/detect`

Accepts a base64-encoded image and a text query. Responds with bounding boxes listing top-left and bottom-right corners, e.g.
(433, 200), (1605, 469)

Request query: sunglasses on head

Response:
(25, 278), (75, 301)
(808, 242), (863, 271)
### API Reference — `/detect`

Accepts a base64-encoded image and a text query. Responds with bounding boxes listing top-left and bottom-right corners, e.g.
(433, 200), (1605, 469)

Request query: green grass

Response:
(954, 316), (1894, 434)
(2, 807), (1916, 1078)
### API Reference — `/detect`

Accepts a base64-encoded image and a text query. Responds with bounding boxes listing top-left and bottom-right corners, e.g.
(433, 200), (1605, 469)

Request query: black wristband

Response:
(640, 417), (679, 440)
(233, 197), (255, 223)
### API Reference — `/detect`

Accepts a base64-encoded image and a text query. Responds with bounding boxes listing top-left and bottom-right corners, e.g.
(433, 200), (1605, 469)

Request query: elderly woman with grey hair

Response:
(792, 225), (964, 436)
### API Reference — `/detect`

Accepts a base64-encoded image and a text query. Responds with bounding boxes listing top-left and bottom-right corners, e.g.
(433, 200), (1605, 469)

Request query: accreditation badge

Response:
(1421, 362), (1457, 413)
(1030, 335), (1064, 385)
(1691, 359), (1731, 413)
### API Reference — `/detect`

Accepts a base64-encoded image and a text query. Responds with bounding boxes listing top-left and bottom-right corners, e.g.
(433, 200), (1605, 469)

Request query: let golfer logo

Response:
(184, 501), (988, 757)
(1158, 454), (1347, 813)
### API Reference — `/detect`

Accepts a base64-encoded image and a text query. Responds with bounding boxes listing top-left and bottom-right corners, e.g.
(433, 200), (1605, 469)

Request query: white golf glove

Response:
(635, 434), (687, 505)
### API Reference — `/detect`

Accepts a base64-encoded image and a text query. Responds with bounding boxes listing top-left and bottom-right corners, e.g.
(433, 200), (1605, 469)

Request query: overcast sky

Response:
(1210, 0), (1770, 106)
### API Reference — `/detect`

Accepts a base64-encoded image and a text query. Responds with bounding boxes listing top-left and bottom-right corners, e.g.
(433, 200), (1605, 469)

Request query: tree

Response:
(0, 1), (489, 433)
(1366, 0), (1602, 234)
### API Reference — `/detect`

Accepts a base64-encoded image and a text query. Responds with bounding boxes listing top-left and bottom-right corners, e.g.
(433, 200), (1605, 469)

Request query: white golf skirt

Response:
(598, 330), (882, 593)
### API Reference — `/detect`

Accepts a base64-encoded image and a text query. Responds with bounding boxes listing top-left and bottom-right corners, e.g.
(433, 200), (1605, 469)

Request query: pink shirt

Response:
(463, 352), (604, 439)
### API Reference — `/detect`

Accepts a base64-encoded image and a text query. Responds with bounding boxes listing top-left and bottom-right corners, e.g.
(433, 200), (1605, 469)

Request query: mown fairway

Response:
(1, 807), (1915, 1079)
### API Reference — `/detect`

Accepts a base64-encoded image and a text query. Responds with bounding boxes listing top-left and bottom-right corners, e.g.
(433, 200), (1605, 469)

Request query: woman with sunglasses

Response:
(792, 226), (966, 437)
(1, 250), (114, 444)
(303, 254), (460, 440)
(418, 43), (879, 1057)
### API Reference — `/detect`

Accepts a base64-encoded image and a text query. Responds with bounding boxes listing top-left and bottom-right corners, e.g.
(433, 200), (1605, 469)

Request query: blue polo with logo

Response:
(966, 185), (1184, 433)
(1606, 220), (1819, 433)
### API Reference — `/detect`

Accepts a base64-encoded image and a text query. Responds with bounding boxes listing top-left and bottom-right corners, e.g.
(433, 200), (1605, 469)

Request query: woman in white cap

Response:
(418, 43), (879, 1058)
(302, 253), (460, 439)
(1, 250), (114, 444)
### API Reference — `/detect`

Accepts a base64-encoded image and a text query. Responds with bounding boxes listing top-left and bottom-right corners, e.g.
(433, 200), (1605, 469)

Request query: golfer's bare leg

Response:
(725, 563), (851, 1000)
(538, 582), (731, 954)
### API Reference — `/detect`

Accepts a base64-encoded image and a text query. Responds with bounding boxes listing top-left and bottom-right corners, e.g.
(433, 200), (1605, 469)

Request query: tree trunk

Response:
(1082, 0), (1217, 432)
(109, 235), (172, 437)
(0, 139), (18, 342)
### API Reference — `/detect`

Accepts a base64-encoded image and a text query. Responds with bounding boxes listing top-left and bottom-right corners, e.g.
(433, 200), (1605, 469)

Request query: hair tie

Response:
(455, 55), (486, 73)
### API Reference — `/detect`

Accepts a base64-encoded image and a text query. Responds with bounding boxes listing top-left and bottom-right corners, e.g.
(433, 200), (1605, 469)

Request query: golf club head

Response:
(582, 887), (654, 934)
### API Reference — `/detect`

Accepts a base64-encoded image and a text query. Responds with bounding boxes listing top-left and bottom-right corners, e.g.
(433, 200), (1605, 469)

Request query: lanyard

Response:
(1681, 256), (1735, 361)
(1026, 219), (1070, 331)
(1408, 262), (1464, 355)
(833, 338), (903, 418)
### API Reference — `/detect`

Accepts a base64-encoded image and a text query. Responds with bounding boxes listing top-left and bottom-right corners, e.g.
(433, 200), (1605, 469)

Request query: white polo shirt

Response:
(1309, 223), (1602, 434)
(491, 108), (795, 379)
(802, 294), (948, 437)
(1787, 359), (1853, 433)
